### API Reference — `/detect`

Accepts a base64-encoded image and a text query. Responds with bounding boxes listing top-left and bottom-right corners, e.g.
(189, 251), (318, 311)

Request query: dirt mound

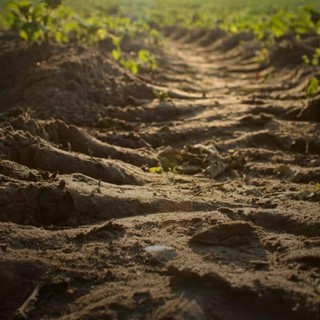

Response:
(198, 29), (226, 46)
(0, 35), (155, 126)
(297, 97), (320, 122)
(268, 41), (315, 68)
(217, 32), (254, 52)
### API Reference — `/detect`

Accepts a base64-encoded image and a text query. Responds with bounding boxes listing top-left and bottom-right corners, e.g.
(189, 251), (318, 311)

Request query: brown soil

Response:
(0, 30), (320, 320)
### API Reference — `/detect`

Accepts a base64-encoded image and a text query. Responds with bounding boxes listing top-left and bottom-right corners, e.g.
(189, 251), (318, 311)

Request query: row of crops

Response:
(0, 0), (320, 93)
(1, 0), (320, 44)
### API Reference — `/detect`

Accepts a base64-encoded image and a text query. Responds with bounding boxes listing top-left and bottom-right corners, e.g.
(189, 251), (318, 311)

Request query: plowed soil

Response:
(0, 29), (320, 320)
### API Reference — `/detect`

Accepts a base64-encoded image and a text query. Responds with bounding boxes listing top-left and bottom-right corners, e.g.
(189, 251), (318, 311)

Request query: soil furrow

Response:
(0, 28), (319, 320)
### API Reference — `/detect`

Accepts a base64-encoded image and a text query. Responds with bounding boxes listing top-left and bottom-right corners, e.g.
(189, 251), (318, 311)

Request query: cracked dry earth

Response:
(0, 29), (320, 320)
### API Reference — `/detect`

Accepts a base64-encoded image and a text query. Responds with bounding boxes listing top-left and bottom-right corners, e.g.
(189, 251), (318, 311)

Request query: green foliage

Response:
(111, 39), (138, 74)
(2, 0), (320, 75)
(138, 49), (157, 71)
(114, 50), (157, 75)
(6, 0), (68, 43)
(8, 0), (45, 43)
(303, 48), (320, 66)
(305, 77), (319, 97)
(112, 48), (121, 61)
(149, 166), (164, 174)
(111, 37), (157, 74)
(155, 91), (169, 102)
(2, 0), (159, 74)
(121, 59), (139, 75)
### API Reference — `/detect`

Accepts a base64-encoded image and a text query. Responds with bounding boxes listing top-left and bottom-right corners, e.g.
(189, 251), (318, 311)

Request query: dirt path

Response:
(0, 31), (320, 319)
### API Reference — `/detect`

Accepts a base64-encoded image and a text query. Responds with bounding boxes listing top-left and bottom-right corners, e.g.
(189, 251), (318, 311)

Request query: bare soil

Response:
(0, 30), (320, 320)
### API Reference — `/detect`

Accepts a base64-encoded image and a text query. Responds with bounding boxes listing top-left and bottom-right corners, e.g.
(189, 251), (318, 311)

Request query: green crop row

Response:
(0, 0), (160, 74)
(5, 1), (320, 43)
(1, 0), (320, 95)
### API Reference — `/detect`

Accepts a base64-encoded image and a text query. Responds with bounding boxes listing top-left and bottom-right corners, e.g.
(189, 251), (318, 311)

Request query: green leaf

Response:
(54, 30), (68, 42)
(19, 29), (28, 41)
(311, 57), (319, 66)
(112, 49), (121, 61)
(306, 77), (319, 97)
(138, 49), (149, 63)
(155, 90), (169, 101)
(122, 59), (138, 74)
(302, 54), (310, 64)
(112, 36), (120, 47)
(7, 2), (20, 12)
(149, 166), (163, 174)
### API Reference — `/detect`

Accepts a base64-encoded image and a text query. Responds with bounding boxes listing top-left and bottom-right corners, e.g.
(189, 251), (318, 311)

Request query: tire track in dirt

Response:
(0, 30), (319, 319)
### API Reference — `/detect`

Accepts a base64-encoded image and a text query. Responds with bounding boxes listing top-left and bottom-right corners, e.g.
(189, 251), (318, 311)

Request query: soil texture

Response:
(0, 30), (320, 320)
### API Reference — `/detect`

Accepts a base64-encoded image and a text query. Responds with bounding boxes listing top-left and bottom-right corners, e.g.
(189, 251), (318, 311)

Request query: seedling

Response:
(303, 48), (320, 66)
(138, 49), (157, 71)
(149, 166), (164, 174)
(155, 90), (169, 102)
(7, 0), (65, 43)
(305, 77), (319, 97)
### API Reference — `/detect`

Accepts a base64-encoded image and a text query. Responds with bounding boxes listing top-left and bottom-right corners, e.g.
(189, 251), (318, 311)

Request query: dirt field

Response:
(0, 29), (320, 319)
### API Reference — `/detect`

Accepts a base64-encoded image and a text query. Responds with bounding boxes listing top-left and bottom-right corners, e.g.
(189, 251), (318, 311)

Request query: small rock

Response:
(205, 162), (227, 178)
(145, 245), (177, 263)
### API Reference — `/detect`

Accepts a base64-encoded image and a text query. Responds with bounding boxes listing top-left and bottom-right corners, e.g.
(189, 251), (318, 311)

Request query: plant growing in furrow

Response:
(306, 76), (319, 97)
(3, 0), (159, 74)
(112, 37), (157, 74)
(7, 0), (65, 43)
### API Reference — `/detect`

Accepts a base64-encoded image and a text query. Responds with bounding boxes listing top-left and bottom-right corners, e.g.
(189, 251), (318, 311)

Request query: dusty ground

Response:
(0, 29), (320, 319)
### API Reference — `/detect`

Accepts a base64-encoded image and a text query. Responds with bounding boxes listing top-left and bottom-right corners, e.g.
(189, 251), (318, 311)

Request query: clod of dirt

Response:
(216, 32), (254, 52)
(158, 144), (227, 177)
(190, 221), (254, 246)
(267, 41), (314, 68)
(4, 184), (74, 226)
(73, 221), (125, 241)
(199, 28), (226, 47)
(297, 97), (320, 122)
(205, 161), (228, 178)
(283, 248), (320, 269)
(145, 245), (177, 263)
(275, 164), (298, 181)
(154, 298), (206, 320)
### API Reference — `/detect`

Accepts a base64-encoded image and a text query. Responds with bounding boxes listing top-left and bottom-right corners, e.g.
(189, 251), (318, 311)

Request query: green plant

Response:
(155, 90), (169, 102)
(7, 0), (65, 43)
(149, 166), (164, 174)
(138, 49), (157, 71)
(303, 48), (320, 66)
(305, 77), (319, 97)
(112, 37), (157, 74)
(111, 37), (138, 74)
